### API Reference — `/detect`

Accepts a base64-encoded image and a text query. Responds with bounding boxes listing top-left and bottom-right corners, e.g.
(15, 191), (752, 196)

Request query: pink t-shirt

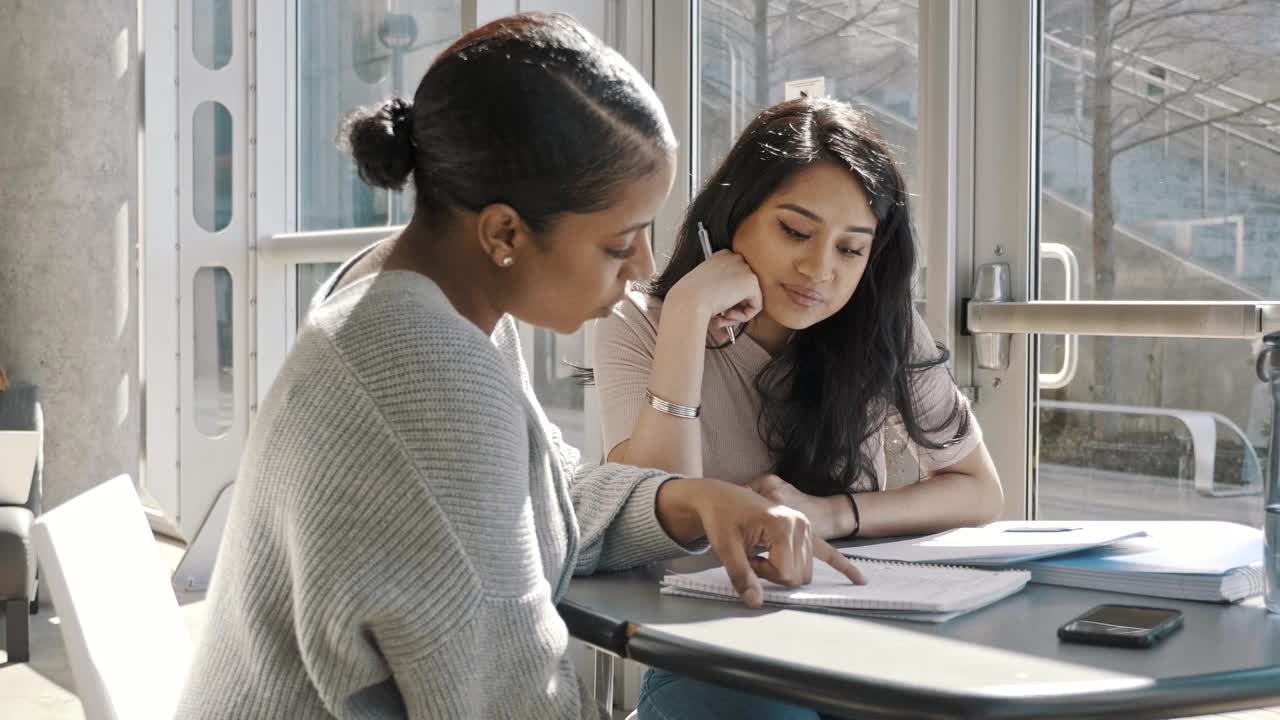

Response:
(592, 290), (982, 492)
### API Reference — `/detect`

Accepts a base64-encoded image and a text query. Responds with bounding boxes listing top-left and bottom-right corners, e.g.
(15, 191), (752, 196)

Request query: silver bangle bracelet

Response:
(645, 389), (701, 419)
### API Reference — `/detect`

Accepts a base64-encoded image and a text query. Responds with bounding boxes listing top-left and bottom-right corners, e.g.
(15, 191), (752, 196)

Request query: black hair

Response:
(341, 12), (675, 231)
(649, 96), (968, 495)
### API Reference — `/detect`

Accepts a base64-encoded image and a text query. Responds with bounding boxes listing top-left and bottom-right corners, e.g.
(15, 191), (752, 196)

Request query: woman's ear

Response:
(475, 203), (535, 269)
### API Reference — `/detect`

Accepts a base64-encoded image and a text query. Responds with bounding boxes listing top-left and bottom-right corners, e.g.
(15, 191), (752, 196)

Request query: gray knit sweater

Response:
(176, 270), (694, 719)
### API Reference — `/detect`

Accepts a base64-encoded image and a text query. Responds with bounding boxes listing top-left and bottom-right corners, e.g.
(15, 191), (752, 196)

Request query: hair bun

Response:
(386, 98), (415, 146)
(341, 97), (417, 191)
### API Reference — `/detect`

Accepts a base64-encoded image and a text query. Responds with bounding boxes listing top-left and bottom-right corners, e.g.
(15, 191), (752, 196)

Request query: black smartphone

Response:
(1057, 604), (1184, 648)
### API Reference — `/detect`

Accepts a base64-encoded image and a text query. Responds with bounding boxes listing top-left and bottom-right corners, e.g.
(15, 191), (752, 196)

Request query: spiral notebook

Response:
(660, 559), (1030, 623)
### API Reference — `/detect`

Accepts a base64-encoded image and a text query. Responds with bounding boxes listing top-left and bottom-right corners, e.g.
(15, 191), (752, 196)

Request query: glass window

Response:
(507, 0), (605, 32)
(193, 101), (233, 232)
(193, 0), (233, 70)
(1040, 0), (1280, 302)
(1037, 1), (1280, 522)
(298, 1), (462, 230)
(699, 1), (918, 184)
(194, 267), (234, 437)
(296, 263), (343, 327)
(1039, 337), (1266, 525)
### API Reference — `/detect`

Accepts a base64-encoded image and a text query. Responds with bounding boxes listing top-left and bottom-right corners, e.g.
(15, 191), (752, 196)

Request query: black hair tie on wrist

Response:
(845, 492), (862, 538)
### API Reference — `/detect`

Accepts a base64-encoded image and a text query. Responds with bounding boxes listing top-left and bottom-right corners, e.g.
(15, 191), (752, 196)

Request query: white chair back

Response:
(0, 430), (40, 504)
(31, 475), (192, 720)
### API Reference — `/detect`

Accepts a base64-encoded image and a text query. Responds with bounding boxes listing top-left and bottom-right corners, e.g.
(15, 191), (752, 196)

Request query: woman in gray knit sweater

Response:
(176, 13), (861, 720)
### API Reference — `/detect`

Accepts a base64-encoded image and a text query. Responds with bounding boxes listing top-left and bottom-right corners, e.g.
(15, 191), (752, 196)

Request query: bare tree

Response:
(700, 1), (906, 104)
(1068, 0), (1279, 412)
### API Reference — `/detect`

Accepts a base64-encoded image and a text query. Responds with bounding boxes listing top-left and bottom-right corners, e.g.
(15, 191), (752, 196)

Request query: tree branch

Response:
(1113, 0), (1257, 40)
(767, 0), (885, 26)
(1117, 0), (1137, 27)
(1112, 95), (1280, 155)
(768, 1), (887, 65)
(1110, 76), (1223, 138)
(713, 0), (754, 24)
(1044, 124), (1095, 148)
(832, 54), (909, 100)
(1108, 51), (1272, 139)
(1110, 23), (1192, 73)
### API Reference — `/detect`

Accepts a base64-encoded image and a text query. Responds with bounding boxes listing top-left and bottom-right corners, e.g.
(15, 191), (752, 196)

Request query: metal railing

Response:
(1042, 32), (1280, 157)
(1041, 400), (1262, 498)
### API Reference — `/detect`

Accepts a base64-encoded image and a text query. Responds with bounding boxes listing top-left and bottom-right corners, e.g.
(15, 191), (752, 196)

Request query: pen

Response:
(696, 221), (735, 344)
(1002, 527), (1079, 533)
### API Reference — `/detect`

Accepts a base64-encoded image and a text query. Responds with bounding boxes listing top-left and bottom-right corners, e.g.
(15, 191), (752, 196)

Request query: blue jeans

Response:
(637, 668), (822, 720)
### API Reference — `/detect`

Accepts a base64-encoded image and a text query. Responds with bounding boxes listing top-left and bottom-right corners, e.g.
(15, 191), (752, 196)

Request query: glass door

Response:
(971, 0), (1280, 524)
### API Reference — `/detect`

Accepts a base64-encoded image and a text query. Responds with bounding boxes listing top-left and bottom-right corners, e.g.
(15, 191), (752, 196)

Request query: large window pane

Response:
(1036, 1), (1280, 524)
(298, 1), (461, 230)
(698, 0), (923, 292)
(1040, 0), (1280, 302)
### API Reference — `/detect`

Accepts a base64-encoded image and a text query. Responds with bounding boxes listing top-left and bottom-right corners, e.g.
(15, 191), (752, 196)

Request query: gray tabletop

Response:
(559, 546), (1280, 720)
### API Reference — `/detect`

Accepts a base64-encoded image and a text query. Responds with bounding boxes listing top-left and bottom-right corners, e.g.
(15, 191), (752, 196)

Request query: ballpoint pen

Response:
(696, 221), (736, 344)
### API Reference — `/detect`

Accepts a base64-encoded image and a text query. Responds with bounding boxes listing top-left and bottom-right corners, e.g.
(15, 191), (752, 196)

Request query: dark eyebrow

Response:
(777, 203), (874, 235)
(614, 220), (652, 237)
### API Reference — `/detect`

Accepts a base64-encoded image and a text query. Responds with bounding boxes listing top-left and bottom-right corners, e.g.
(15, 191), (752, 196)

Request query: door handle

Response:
(1039, 243), (1080, 390)
(971, 262), (1012, 371)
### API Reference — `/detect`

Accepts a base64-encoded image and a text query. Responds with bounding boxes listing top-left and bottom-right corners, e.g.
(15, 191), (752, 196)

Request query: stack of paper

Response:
(843, 523), (1147, 566)
(660, 558), (1030, 623)
(1017, 521), (1264, 603)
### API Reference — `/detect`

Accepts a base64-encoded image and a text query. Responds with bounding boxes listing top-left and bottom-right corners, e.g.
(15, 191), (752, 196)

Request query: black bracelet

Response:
(845, 492), (861, 538)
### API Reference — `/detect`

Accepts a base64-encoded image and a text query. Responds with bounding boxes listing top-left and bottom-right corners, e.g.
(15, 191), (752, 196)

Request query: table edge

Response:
(624, 627), (1280, 719)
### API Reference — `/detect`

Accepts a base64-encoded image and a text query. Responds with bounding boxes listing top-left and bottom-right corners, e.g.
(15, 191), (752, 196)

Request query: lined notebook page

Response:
(661, 559), (1030, 614)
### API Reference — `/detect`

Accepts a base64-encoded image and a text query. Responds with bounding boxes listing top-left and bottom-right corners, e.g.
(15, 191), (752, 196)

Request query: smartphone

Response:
(1058, 604), (1183, 648)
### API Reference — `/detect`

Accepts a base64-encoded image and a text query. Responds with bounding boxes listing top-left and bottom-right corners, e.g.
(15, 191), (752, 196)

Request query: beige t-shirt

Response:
(593, 290), (982, 493)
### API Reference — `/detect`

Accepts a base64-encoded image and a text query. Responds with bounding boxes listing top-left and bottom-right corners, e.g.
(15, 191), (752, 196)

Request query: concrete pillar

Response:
(0, 1), (140, 509)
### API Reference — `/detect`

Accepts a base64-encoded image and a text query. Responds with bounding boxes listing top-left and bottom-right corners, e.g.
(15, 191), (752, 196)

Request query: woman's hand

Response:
(666, 250), (763, 343)
(656, 478), (866, 608)
(746, 474), (857, 540)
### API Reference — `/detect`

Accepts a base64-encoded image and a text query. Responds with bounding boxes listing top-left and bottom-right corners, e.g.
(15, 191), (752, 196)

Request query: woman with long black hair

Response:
(594, 96), (1002, 720)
